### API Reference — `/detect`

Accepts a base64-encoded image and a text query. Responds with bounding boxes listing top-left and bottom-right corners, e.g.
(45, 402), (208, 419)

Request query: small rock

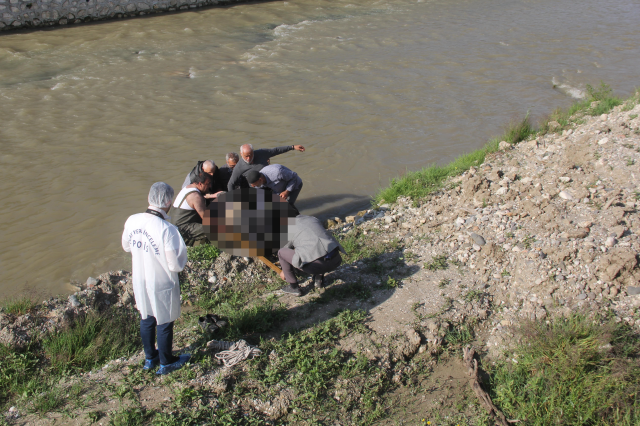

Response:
(558, 190), (574, 200)
(499, 141), (511, 150)
(86, 277), (98, 288)
(600, 114), (608, 121)
(345, 216), (356, 223)
(496, 187), (509, 195)
(576, 293), (587, 300)
(598, 137), (609, 145)
(469, 233), (486, 246)
(384, 216), (395, 224)
(627, 287), (640, 296)
(605, 236), (617, 247)
(208, 275), (217, 284)
(68, 295), (81, 308)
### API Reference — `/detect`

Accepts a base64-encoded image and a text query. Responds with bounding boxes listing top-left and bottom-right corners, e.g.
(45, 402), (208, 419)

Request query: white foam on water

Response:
(552, 77), (586, 99)
(51, 83), (65, 90)
(272, 20), (316, 37)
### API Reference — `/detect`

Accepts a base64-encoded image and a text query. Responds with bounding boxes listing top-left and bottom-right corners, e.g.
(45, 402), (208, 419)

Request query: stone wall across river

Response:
(0, 0), (243, 31)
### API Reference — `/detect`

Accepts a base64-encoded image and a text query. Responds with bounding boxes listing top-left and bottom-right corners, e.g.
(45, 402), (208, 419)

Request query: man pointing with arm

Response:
(226, 143), (305, 192)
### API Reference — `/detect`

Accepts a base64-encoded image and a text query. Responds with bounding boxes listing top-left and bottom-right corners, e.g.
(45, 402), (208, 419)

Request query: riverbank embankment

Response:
(0, 0), (247, 32)
(2, 85), (640, 424)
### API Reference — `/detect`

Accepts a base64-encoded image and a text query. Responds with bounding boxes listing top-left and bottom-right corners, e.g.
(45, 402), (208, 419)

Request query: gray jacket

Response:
(285, 215), (346, 268)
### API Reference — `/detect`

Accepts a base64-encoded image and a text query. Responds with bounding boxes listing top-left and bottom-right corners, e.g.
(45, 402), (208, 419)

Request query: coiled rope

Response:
(207, 339), (262, 367)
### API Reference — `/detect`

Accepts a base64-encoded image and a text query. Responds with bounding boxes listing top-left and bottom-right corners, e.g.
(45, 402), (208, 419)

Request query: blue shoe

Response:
(143, 355), (160, 370)
(156, 354), (191, 376)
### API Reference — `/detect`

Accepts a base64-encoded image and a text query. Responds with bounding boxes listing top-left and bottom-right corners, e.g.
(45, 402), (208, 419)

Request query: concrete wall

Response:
(0, 0), (243, 31)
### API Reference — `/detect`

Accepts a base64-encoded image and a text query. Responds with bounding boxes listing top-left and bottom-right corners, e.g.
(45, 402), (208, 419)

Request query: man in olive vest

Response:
(172, 171), (221, 246)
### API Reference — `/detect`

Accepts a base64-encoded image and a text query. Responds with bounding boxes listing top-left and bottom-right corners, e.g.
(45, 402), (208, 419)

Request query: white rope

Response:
(208, 339), (262, 367)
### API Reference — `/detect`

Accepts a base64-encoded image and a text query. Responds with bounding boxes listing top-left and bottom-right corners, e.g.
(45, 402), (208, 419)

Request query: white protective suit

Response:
(122, 209), (188, 325)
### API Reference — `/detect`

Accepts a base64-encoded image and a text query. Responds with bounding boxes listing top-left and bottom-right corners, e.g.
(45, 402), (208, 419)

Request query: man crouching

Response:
(278, 215), (346, 296)
(122, 182), (191, 375)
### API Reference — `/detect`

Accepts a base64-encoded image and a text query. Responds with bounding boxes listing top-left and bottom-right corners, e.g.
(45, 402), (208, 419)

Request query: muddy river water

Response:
(0, 0), (639, 298)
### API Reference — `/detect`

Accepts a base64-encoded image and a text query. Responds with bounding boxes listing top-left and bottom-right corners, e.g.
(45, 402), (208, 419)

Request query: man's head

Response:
(192, 170), (213, 194)
(246, 169), (266, 188)
(240, 144), (254, 164)
(202, 160), (217, 175)
(148, 182), (174, 211)
(226, 152), (239, 169)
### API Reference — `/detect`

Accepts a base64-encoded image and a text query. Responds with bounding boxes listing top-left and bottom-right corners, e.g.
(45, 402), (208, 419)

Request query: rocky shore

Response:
(2, 93), (640, 424)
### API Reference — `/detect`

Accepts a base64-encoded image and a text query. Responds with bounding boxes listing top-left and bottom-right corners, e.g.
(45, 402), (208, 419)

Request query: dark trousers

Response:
(278, 247), (342, 286)
(140, 315), (179, 366)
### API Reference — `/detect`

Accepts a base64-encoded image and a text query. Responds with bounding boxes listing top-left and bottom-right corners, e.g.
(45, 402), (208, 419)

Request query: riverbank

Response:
(0, 0), (249, 32)
(2, 85), (640, 424)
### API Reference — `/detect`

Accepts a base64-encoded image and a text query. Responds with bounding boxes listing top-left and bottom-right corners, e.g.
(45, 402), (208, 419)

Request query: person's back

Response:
(123, 212), (185, 324)
(286, 215), (342, 268)
(122, 182), (190, 375)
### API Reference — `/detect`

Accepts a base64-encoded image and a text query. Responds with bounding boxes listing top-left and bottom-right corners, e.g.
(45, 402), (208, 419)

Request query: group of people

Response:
(172, 144), (305, 246)
(121, 144), (345, 375)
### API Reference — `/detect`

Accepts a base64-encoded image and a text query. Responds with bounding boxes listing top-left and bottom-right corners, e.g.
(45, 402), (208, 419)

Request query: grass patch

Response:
(489, 314), (640, 425)
(424, 254), (448, 271)
(2, 296), (36, 316)
(196, 277), (288, 341)
(186, 243), (220, 268)
(337, 229), (401, 264)
(248, 309), (390, 424)
(43, 309), (140, 374)
(0, 308), (141, 413)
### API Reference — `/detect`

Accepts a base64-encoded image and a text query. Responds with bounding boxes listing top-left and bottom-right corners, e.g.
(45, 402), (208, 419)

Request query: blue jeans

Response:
(140, 315), (178, 366)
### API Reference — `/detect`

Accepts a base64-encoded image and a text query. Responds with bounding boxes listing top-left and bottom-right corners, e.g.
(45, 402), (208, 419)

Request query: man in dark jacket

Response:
(226, 144), (305, 192)
(277, 215), (345, 296)
(218, 152), (239, 190)
(182, 160), (225, 194)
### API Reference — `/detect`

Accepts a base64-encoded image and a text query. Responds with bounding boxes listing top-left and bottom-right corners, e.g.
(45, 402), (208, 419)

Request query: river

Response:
(0, 0), (639, 298)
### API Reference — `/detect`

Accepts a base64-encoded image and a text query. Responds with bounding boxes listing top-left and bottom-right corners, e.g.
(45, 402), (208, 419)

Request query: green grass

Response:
(489, 314), (640, 425)
(375, 82), (631, 205)
(337, 229), (401, 264)
(0, 308), (141, 410)
(2, 296), (36, 316)
(424, 254), (448, 271)
(43, 309), (141, 374)
(186, 243), (220, 268)
(196, 277), (288, 341)
(248, 309), (390, 424)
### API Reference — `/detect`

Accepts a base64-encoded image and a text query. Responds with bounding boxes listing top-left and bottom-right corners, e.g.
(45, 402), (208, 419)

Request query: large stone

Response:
(469, 232), (486, 246)
(498, 141), (511, 150)
(558, 190), (574, 200)
(627, 287), (640, 296)
(68, 294), (81, 307)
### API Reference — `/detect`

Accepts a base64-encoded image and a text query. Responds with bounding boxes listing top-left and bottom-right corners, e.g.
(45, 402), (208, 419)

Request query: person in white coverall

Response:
(122, 182), (191, 375)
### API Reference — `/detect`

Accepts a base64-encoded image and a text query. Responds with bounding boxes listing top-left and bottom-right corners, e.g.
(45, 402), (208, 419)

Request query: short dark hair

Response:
(245, 169), (262, 185)
(192, 170), (212, 185)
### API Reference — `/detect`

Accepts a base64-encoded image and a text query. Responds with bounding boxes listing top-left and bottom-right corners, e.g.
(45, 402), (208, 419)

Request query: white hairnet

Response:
(148, 182), (174, 209)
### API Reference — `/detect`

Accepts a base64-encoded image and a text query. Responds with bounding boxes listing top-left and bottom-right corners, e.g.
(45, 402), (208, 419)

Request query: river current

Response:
(0, 0), (639, 298)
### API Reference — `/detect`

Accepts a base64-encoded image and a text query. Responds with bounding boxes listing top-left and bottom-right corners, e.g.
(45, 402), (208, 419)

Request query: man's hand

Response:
(293, 145), (305, 152)
(279, 190), (290, 200)
(204, 191), (225, 200)
(279, 270), (286, 281)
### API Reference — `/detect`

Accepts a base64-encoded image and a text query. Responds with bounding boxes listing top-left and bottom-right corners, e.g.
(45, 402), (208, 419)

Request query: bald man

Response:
(182, 160), (225, 194)
(226, 144), (305, 192)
